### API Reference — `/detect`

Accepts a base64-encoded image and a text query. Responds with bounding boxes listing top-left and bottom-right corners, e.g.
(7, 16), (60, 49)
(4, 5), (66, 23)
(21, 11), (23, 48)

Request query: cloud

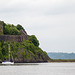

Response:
(1, 0), (75, 14)
(0, 0), (75, 52)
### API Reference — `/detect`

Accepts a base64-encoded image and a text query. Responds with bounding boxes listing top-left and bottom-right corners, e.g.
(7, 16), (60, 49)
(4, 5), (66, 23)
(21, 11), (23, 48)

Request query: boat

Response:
(2, 61), (14, 64)
(2, 44), (14, 65)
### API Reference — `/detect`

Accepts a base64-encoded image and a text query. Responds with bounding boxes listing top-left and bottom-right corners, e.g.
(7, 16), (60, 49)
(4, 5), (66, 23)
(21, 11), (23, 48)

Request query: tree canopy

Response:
(28, 35), (39, 47)
(16, 24), (24, 31)
(3, 22), (24, 35)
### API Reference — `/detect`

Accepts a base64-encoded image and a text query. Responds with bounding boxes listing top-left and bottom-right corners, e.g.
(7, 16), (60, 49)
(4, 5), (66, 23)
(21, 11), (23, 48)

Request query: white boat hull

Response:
(2, 62), (14, 65)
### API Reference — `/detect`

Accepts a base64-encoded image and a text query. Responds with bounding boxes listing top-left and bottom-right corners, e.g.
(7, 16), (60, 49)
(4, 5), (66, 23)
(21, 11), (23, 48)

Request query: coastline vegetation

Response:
(0, 40), (48, 61)
(49, 59), (75, 62)
(0, 21), (50, 62)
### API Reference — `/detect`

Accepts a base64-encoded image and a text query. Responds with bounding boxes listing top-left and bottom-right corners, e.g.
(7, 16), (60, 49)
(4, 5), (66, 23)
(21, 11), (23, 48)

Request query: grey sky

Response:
(0, 0), (75, 53)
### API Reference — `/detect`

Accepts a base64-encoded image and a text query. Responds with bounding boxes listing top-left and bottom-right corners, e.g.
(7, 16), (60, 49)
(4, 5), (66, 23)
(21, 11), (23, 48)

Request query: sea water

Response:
(0, 63), (75, 75)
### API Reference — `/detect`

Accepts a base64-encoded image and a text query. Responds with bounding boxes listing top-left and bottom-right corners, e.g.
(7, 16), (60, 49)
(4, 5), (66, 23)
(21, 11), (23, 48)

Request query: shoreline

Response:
(48, 59), (75, 62)
(1, 59), (75, 63)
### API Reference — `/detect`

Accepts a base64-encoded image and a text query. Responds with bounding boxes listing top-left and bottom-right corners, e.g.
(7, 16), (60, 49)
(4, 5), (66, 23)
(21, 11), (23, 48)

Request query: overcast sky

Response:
(0, 0), (75, 53)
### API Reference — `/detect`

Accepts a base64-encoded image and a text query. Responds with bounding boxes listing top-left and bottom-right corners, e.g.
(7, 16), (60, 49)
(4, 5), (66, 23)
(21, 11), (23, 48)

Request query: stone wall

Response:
(0, 21), (28, 42)
(0, 35), (28, 42)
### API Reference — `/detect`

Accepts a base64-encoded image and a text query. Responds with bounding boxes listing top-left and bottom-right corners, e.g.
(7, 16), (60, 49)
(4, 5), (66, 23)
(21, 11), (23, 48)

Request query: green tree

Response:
(10, 41), (18, 59)
(16, 24), (24, 31)
(28, 35), (39, 47)
(10, 27), (21, 35)
(3, 24), (21, 35)
(0, 42), (2, 59)
(1, 42), (8, 59)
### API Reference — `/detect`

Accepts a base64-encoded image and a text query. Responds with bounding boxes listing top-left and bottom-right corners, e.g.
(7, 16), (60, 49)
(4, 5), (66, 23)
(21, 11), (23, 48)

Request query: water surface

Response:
(0, 63), (75, 75)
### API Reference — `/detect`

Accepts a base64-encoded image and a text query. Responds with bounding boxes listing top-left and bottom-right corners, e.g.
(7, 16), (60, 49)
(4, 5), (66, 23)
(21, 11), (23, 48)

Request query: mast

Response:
(8, 44), (10, 62)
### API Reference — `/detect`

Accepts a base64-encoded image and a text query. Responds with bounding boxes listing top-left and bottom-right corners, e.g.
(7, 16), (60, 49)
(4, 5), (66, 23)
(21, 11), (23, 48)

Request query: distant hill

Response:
(47, 52), (75, 59)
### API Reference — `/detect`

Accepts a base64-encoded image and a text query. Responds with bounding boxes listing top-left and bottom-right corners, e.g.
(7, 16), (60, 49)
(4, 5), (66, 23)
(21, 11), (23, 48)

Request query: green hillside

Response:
(0, 21), (50, 62)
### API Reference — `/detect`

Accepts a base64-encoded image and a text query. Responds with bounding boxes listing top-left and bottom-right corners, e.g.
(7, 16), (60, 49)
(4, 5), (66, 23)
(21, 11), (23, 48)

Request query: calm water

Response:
(0, 63), (75, 75)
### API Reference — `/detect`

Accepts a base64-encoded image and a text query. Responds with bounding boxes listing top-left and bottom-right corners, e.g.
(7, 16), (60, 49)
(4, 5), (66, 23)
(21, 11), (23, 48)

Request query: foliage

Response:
(28, 35), (39, 47)
(0, 21), (49, 62)
(10, 41), (19, 59)
(0, 21), (4, 35)
(0, 21), (24, 35)
(0, 40), (49, 62)
(0, 42), (2, 59)
(16, 24), (24, 31)
(0, 41), (9, 60)
(3, 24), (21, 35)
